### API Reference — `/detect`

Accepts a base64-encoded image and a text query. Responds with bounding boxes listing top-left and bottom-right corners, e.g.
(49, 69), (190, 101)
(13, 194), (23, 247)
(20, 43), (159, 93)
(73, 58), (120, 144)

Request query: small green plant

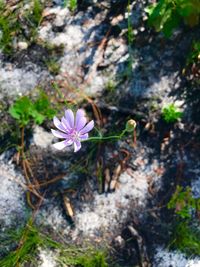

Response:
(168, 186), (200, 255)
(0, 1), (21, 54)
(9, 91), (56, 127)
(64, 0), (77, 12)
(24, 0), (44, 41)
(146, 0), (200, 37)
(69, 0), (77, 12)
(45, 58), (60, 75)
(58, 249), (109, 267)
(31, 0), (43, 27)
(76, 251), (109, 267)
(167, 186), (200, 219)
(170, 221), (200, 256)
(162, 103), (183, 123)
(105, 80), (116, 92)
(187, 40), (200, 64)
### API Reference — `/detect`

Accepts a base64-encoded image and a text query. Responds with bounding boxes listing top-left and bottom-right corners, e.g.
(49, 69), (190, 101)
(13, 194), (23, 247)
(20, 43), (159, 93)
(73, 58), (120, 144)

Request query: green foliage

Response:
(146, 0), (200, 37)
(0, 221), (59, 267)
(9, 92), (56, 127)
(170, 221), (200, 255)
(187, 40), (200, 64)
(167, 186), (199, 219)
(31, 0), (43, 27)
(127, 0), (134, 44)
(77, 251), (108, 267)
(69, 0), (77, 12)
(0, 101), (22, 154)
(126, 0), (134, 79)
(0, 219), (109, 267)
(58, 249), (108, 267)
(105, 80), (116, 92)
(162, 103), (183, 123)
(0, 0), (44, 54)
(45, 58), (60, 75)
(25, 0), (44, 40)
(64, 0), (77, 12)
(168, 186), (200, 255)
(0, 1), (21, 54)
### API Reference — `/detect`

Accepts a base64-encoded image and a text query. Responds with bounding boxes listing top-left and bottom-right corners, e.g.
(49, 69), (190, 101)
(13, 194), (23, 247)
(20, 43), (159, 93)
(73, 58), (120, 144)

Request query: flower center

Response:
(71, 130), (80, 141)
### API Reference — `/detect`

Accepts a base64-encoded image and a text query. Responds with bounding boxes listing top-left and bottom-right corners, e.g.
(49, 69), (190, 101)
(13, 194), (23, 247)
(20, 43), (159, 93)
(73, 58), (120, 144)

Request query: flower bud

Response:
(125, 119), (137, 132)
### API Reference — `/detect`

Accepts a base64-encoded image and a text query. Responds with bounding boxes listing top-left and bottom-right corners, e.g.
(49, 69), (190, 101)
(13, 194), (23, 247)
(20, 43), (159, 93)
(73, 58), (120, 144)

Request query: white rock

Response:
(0, 160), (26, 226)
(192, 176), (200, 199)
(33, 126), (54, 149)
(0, 66), (50, 100)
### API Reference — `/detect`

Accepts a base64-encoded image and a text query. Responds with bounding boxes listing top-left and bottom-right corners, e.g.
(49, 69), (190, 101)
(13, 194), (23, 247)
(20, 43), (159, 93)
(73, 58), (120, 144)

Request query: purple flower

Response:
(51, 109), (94, 152)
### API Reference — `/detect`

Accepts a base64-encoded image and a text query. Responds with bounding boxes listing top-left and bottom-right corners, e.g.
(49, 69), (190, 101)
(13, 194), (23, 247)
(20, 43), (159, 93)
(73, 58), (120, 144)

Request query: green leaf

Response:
(9, 96), (33, 126)
(162, 13), (181, 37)
(162, 103), (183, 123)
(34, 91), (56, 119)
(147, 0), (200, 37)
(144, 4), (157, 16)
(9, 106), (21, 120)
(34, 92), (49, 112)
(31, 110), (45, 125)
(9, 91), (56, 126)
(177, 3), (195, 17)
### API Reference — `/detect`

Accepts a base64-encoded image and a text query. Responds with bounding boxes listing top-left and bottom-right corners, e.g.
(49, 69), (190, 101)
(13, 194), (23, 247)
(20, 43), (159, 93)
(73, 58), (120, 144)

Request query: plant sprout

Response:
(162, 103), (183, 123)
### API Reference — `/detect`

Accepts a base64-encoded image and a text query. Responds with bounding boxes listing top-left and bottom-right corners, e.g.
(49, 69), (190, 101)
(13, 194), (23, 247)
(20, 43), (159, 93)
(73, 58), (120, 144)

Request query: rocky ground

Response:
(0, 0), (200, 266)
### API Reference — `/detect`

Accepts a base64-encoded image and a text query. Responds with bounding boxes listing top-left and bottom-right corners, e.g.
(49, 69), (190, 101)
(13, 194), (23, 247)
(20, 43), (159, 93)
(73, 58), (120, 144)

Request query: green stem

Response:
(84, 129), (127, 142)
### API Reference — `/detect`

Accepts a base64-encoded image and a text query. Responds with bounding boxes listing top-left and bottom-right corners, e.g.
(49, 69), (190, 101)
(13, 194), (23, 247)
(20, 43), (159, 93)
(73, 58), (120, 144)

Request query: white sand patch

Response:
(38, 249), (58, 267)
(37, 204), (69, 233)
(153, 247), (200, 267)
(38, 154), (164, 240)
(72, 170), (150, 238)
(37, 169), (150, 239)
(0, 160), (26, 226)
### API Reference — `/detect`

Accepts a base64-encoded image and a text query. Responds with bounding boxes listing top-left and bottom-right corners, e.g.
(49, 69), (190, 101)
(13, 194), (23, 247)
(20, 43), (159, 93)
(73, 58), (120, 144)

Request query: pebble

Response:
(17, 41), (28, 50)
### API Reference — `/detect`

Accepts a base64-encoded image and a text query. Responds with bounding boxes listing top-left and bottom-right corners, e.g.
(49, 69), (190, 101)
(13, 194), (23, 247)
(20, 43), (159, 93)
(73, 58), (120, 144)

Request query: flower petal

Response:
(61, 117), (71, 131)
(80, 133), (88, 140)
(76, 109), (87, 130)
(74, 140), (81, 152)
(53, 139), (73, 150)
(65, 109), (74, 128)
(80, 120), (94, 135)
(51, 129), (69, 139)
(76, 117), (87, 131)
(53, 140), (67, 150)
(53, 116), (66, 132)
